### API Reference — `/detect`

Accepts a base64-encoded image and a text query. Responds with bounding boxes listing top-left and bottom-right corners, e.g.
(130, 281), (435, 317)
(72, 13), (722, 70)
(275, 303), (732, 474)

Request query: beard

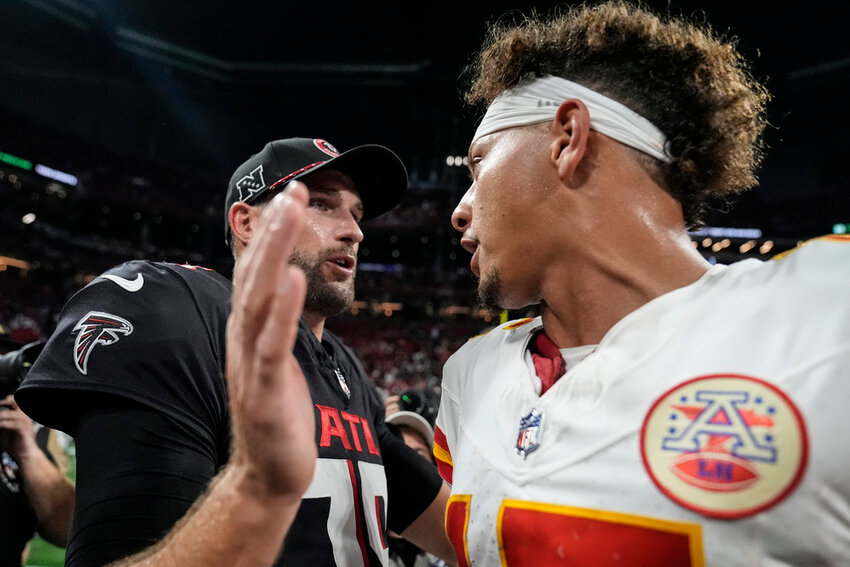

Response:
(476, 265), (504, 319)
(290, 249), (355, 318)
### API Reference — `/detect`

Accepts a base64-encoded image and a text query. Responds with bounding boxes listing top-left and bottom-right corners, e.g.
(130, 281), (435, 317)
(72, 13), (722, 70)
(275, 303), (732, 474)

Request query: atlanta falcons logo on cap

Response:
(72, 311), (134, 375)
(313, 139), (340, 157)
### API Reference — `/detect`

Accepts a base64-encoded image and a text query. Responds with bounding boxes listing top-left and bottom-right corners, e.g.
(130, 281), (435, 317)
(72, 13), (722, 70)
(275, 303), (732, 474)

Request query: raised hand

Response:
(226, 181), (317, 501)
(113, 183), (320, 567)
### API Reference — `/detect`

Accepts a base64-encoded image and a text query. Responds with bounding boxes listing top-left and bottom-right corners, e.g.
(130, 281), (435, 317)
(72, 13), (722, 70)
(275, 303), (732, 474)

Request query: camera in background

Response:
(397, 387), (440, 426)
(0, 340), (45, 398)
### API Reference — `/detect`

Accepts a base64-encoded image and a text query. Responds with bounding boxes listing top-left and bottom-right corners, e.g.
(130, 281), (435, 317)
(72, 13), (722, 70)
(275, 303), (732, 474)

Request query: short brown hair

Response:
(463, 1), (770, 228)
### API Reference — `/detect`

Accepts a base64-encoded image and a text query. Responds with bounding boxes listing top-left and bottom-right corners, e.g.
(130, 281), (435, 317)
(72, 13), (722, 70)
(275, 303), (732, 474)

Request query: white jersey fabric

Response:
(435, 236), (850, 567)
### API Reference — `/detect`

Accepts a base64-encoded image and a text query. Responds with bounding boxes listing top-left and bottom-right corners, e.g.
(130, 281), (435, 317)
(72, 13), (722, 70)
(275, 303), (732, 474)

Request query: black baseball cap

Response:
(224, 137), (408, 243)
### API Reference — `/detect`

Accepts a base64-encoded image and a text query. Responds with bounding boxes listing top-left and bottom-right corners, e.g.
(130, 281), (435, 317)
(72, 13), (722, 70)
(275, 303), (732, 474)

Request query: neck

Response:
(302, 311), (326, 342)
(537, 140), (712, 348)
(540, 226), (709, 349)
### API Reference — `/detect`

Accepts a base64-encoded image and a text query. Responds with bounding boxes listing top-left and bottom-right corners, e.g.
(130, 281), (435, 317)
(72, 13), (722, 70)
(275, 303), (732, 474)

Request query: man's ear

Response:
(549, 98), (591, 182)
(228, 201), (257, 248)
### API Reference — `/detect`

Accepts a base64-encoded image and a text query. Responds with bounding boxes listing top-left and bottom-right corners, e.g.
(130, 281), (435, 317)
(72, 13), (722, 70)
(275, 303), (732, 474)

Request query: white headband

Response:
(472, 75), (670, 163)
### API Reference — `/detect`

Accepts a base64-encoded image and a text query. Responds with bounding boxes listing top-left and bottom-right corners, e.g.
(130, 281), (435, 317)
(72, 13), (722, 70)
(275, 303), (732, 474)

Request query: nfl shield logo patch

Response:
(516, 408), (545, 459)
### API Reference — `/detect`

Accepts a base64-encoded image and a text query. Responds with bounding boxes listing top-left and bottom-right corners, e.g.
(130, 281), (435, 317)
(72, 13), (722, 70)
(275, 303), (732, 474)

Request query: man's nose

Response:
(451, 187), (474, 232)
(337, 212), (364, 244)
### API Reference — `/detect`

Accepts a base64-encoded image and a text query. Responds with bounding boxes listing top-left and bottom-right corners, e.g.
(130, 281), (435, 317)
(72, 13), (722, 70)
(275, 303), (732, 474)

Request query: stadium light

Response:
(35, 163), (78, 186)
(0, 151), (32, 171)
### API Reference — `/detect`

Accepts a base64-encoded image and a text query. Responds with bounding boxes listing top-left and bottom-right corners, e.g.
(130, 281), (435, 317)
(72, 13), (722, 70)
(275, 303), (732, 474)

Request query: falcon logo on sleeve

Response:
(72, 311), (134, 375)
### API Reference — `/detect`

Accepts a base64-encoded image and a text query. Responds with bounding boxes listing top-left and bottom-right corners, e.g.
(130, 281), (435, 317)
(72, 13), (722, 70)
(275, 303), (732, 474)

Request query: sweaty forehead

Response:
(468, 128), (508, 156)
(467, 136), (485, 158)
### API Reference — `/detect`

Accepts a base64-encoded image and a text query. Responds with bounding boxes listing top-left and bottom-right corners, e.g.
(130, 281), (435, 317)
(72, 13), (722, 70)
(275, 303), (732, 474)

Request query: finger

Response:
(229, 184), (308, 412)
(233, 183), (308, 301)
(254, 265), (307, 387)
(385, 401), (401, 416)
(231, 184), (309, 347)
(0, 415), (21, 430)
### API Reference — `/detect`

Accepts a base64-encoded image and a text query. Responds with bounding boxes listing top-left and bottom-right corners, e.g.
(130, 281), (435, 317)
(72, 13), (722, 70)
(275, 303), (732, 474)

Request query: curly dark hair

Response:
(463, 0), (770, 228)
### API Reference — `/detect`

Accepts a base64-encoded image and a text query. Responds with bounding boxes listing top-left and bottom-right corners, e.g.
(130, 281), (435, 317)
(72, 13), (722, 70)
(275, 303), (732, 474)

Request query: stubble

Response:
(290, 250), (355, 318)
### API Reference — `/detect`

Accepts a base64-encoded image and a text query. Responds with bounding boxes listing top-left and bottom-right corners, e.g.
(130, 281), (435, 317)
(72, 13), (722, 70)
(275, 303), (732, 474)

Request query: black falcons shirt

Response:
(17, 260), (441, 566)
(0, 449), (39, 567)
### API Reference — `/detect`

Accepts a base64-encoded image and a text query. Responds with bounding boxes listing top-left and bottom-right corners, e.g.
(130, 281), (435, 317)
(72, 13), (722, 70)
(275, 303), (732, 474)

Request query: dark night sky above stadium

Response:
(1, 0), (848, 237)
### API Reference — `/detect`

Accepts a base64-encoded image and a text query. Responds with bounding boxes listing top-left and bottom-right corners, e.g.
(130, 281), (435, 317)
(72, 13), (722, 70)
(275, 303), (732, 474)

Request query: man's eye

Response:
(309, 199), (329, 211)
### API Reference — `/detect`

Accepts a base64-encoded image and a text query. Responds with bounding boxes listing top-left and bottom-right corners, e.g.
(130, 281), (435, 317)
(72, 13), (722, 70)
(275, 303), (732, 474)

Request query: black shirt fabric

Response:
(0, 425), (63, 567)
(16, 260), (441, 566)
(0, 448), (39, 567)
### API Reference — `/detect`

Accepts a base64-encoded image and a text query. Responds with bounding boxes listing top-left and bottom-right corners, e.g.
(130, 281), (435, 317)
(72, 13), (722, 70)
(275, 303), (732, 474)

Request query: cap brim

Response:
(386, 410), (435, 448)
(291, 144), (408, 220)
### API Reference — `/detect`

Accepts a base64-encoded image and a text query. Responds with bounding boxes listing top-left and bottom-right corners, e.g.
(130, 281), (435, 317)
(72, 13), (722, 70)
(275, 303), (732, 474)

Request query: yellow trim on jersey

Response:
(772, 234), (849, 261)
(495, 499), (705, 567)
(433, 442), (453, 468)
(502, 318), (534, 330)
(464, 316), (537, 347)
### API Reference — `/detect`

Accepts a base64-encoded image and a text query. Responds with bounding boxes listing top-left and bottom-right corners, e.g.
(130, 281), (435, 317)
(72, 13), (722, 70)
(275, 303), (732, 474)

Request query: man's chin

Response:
(476, 270), (504, 318)
(301, 266), (355, 317)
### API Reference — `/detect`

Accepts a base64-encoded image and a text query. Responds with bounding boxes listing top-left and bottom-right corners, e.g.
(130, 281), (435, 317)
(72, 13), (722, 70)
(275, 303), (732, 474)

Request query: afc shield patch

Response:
(641, 374), (808, 518)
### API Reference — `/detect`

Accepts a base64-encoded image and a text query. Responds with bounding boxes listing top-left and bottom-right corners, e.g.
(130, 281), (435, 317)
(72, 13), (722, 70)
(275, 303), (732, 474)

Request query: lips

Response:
(460, 237), (480, 277)
(460, 237), (478, 256)
(325, 253), (356, 276)
(328, 254), (355, 269)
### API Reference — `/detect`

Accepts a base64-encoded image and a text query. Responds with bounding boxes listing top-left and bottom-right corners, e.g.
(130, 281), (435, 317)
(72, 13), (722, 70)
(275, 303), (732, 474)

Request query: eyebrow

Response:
(467, 140), (483, 173)
(309, 187), (365, 217)
(309, 187), (339, 196)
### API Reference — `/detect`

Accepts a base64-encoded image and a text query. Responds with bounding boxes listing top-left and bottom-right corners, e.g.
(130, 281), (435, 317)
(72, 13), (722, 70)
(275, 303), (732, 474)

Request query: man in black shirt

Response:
(0, 393), (74, 567)
(17, 138), (454, 566)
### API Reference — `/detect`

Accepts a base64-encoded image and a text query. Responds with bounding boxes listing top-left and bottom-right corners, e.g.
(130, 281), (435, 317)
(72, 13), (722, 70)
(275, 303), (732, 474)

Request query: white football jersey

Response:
(435, 236), (850, 566)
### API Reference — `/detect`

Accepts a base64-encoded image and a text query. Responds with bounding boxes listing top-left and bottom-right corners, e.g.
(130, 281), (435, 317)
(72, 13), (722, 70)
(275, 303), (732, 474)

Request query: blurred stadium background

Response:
(0, 1), (848, 563)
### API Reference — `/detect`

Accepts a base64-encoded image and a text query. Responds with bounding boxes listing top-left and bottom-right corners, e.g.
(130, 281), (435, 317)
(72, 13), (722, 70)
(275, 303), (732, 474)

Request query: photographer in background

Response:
(385, 389), (446, 567)
(385, 387), (440, 429)
(0, 341), (74, 567)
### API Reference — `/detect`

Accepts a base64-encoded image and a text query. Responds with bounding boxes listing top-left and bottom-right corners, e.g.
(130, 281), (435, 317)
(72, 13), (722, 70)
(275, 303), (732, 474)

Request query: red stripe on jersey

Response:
(446, 495), (472, 567)
(498, 502), (702, 566)
(375, 495), (387, 549)
(347, 460), (370, 564)
(433, 426), (453, 485)
(503, 317), (534, 330)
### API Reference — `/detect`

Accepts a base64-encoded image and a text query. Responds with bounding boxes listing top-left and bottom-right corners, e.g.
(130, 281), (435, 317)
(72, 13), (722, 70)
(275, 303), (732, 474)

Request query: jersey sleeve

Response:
(379, 415), (444, 533)
(434, 352), (463, 486)
(337, 339), (445, 534)
(434, 323), (505, 487)
(66, 399), (220, 567)
(15, 260), (231, 446)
